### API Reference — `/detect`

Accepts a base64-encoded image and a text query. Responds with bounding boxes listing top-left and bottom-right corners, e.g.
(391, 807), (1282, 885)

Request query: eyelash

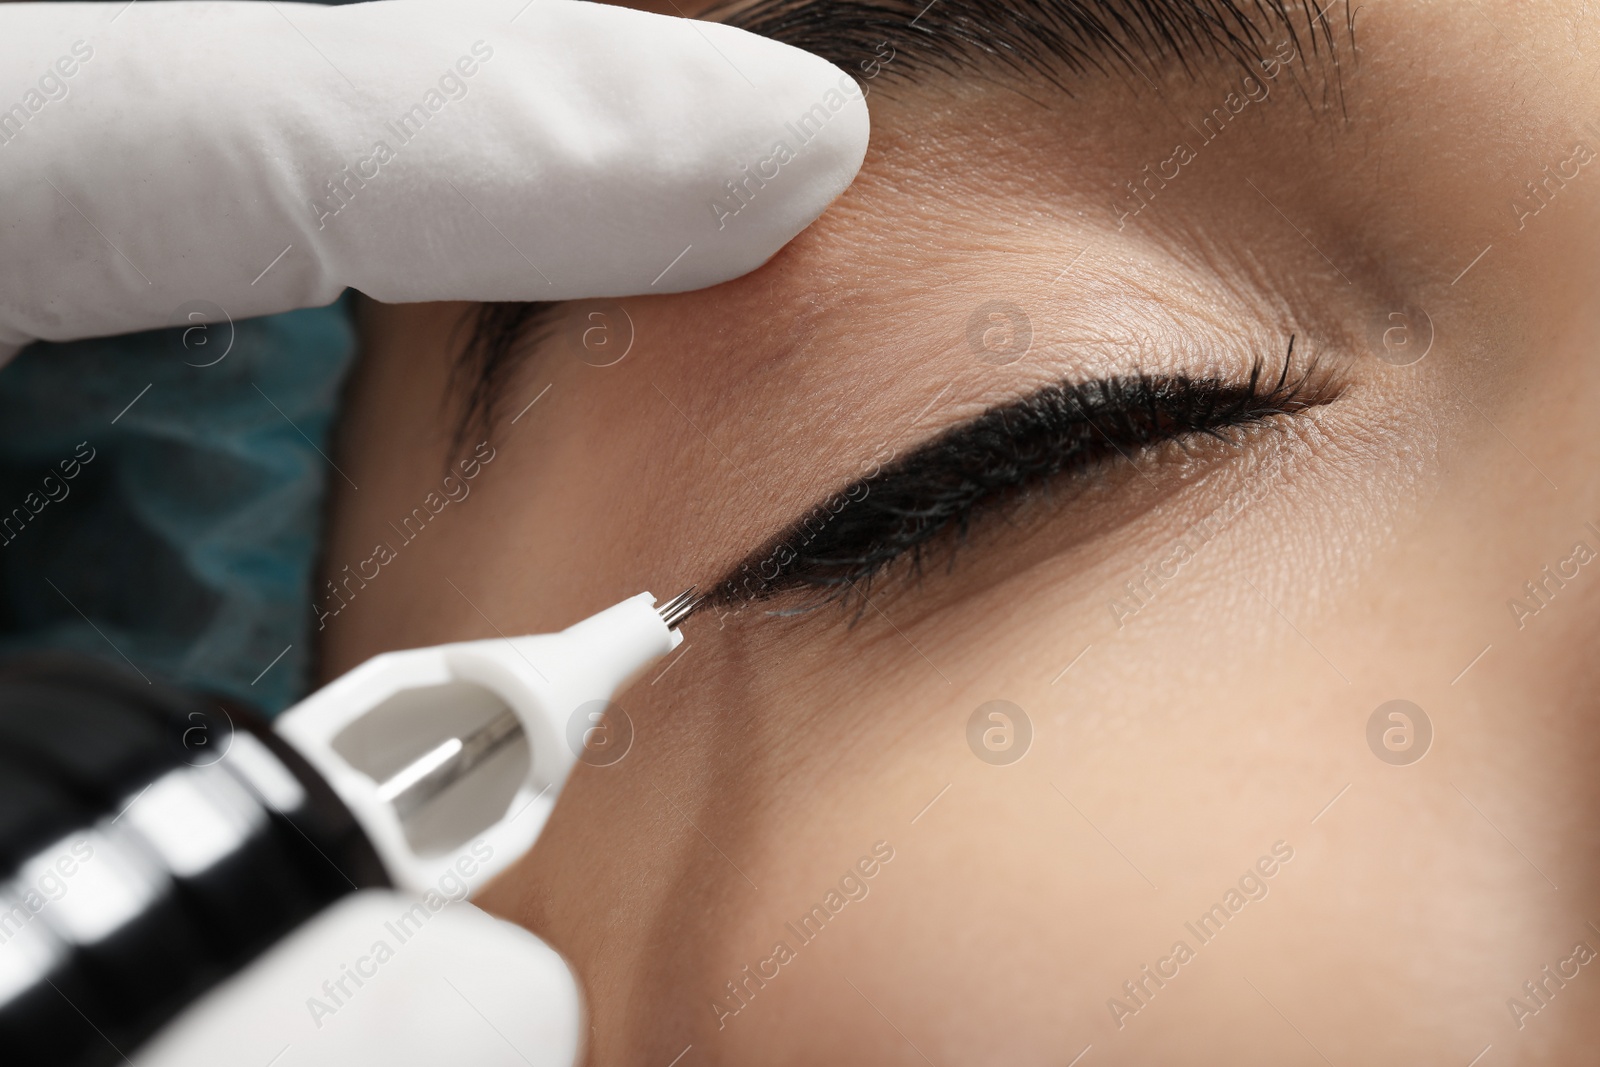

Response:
(715, 337), (1341, 614)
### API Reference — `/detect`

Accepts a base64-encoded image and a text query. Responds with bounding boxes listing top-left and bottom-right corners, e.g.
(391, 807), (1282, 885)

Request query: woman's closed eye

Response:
(709, 336), (1345, 613)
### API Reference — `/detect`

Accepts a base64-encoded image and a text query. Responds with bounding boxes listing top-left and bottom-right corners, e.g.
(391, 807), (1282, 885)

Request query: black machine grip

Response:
(0, 655), (388, 1067)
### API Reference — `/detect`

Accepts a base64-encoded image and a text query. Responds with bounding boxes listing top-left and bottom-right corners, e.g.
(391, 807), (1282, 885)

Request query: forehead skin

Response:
(318, 3), (1600, 1064)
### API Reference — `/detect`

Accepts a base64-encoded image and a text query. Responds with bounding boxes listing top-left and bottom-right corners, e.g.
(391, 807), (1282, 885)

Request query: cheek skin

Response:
(483, 370), (1599, 1065)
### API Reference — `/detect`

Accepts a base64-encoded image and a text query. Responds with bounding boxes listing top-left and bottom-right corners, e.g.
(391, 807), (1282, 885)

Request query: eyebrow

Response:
(707, 0), (1348, 92)
(705, 346), (1340, 613)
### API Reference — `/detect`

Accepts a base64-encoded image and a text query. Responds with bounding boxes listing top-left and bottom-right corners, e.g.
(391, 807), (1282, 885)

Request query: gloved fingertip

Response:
(644, 19), (872, 294)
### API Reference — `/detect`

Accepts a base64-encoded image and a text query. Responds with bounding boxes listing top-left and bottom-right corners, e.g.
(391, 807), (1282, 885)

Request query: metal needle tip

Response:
(657, 587), (703, 630)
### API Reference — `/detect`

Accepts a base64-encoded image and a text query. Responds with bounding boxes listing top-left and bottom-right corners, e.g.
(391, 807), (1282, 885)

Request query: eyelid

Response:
(711, 341), (1342, 613)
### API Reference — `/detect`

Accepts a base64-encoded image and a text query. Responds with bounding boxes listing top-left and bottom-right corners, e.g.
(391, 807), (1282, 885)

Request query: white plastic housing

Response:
(274, 592), (681, 895)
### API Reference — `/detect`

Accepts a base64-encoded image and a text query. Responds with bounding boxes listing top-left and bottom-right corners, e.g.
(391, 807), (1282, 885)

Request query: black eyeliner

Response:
(709, 338), (1340, 612)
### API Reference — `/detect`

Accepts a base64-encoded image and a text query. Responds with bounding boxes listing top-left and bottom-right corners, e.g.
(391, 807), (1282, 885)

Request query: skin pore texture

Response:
(317, 2), (1600, 1064)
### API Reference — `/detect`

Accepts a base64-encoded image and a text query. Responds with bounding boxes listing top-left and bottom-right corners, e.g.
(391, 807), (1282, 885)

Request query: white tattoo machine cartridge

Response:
(275, 586), (701, 895)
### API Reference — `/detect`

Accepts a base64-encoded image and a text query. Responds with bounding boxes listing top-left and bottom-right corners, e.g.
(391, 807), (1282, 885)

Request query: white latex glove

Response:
(0, 0), (870, 358)
(139, 891), (587, 1067)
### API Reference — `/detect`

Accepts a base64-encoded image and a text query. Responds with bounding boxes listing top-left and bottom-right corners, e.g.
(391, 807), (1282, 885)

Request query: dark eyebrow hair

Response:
(702, 342), (1341, 616)
(449, 0), (1351, 446)
(708, 0), (1345, 91)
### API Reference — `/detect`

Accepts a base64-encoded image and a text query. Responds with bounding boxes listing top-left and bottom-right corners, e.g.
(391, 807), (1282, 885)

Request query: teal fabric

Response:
(0, 301), (357, 714)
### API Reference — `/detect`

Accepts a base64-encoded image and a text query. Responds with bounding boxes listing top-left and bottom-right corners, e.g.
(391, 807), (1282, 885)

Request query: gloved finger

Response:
(140, 891), (585, 1067)
(0, 0), (870, 355)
